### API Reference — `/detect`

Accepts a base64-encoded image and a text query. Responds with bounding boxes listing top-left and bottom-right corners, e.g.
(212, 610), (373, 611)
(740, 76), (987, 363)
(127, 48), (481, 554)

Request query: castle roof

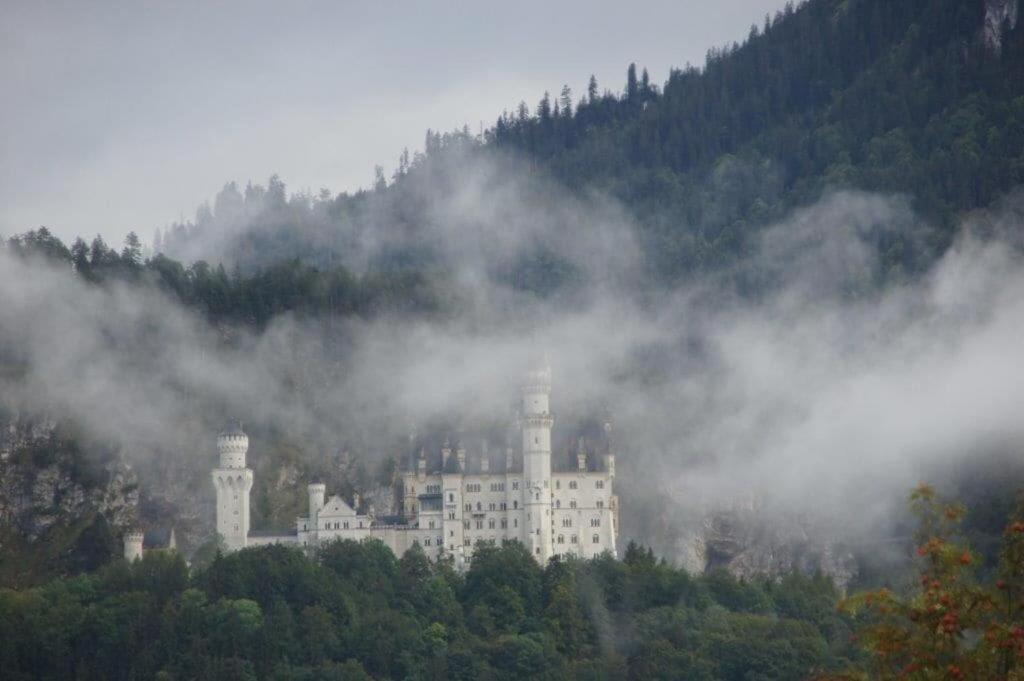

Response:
(219, 419), (246, 437)
(319, 495), (358, 517)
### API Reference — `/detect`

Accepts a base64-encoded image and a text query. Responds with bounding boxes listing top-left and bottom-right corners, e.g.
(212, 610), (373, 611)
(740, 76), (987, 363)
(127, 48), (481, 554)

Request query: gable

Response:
(318, 495), (357, 517)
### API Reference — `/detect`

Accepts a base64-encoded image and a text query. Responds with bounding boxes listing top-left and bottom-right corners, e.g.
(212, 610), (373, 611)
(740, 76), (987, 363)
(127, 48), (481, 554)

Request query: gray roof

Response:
(219, 419), (246, 437)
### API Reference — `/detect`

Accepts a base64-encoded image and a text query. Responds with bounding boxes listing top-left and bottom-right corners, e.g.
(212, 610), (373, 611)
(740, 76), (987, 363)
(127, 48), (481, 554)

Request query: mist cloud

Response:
(3, 163), (1024, 564)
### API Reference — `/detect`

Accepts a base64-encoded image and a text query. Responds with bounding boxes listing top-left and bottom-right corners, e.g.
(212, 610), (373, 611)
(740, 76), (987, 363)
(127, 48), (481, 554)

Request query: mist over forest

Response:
(2, 0), (1024, 678)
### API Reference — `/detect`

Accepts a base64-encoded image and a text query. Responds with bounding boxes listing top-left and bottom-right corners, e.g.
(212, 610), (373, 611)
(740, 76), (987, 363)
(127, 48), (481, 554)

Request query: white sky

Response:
(1, 0), (785, 244)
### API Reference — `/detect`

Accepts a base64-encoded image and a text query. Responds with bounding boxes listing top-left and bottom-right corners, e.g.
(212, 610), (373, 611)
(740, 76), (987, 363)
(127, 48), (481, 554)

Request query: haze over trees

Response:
(1, 0), (1024, 678)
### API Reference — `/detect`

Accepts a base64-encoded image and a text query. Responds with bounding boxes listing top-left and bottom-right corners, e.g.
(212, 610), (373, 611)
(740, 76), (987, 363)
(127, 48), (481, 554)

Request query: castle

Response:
(130, 361), (619, 568)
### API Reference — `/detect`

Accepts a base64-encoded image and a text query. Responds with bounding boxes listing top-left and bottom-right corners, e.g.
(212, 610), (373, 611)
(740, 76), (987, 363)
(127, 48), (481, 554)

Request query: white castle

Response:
(209, 361), (619, 568)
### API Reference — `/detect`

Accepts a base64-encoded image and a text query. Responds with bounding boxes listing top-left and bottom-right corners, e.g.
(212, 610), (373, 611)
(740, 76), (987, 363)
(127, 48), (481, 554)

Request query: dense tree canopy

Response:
(0, 540), (854, 680)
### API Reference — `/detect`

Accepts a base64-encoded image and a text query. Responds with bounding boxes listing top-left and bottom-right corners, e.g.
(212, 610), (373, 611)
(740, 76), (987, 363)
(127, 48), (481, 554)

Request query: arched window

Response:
(557, 535), (564, 544)
(592, 534), (600, 543)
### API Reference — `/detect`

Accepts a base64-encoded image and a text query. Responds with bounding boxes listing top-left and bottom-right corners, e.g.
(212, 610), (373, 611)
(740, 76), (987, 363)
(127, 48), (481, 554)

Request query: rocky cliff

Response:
(0, 409), (138, 584)
(985, 0), (1019, 52)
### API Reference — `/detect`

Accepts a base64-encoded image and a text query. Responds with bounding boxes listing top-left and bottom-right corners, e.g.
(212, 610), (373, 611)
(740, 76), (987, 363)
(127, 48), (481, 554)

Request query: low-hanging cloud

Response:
(3, 155), (1024, 564)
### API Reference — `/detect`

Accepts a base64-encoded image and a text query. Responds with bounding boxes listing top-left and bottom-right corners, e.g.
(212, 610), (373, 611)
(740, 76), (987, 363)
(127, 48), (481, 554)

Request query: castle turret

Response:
(456, 441), (466, 471)
(308, 482), (326, 529)
(441, 438), (452, 470)
(603, 415), (615, 478)
(124, 530), (144, 562)
(480, 440), (490, 474)
(211, 421), (253, 551)
(520, 358), (554, 563)
(576, 436), (587, 471)
(417, 448), (427, 480)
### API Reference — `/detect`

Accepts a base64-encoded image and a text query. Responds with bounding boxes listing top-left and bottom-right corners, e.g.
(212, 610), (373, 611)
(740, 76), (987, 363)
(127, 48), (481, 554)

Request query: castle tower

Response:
(123, 530), (144, 562)
(211, 421), (253, 551)
(308, 482), (326, 534)
(520, 359), (554, 563)
(602, 414), (616, 479)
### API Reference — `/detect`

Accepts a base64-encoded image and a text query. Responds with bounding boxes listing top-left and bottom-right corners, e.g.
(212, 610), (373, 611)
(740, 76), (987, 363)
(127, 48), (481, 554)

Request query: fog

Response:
(3, 145), (1024, 565)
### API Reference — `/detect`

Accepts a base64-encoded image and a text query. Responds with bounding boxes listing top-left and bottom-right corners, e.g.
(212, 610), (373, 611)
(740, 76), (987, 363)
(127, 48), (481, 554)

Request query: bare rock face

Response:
(0, 410), (137, 547)
(985, 0), (1019, 53)
(695, 506), (858, 592)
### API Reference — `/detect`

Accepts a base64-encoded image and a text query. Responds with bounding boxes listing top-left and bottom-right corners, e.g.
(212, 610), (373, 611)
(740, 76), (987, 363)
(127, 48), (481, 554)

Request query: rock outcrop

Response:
(984, 0), (1019, 53)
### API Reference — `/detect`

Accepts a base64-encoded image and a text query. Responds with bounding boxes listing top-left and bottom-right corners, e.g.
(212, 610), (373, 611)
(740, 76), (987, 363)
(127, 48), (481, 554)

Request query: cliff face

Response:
(624, 488), (858, 592)
(985, 0), (1019, 52)
(694, 507), (858, 592)
(0, 410), (138, 584)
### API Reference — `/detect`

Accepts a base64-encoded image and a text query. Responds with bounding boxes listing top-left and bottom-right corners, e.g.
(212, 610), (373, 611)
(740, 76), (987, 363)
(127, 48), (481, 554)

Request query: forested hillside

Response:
(2, 0), (1024, 622)
(159, 0), (1024, 286)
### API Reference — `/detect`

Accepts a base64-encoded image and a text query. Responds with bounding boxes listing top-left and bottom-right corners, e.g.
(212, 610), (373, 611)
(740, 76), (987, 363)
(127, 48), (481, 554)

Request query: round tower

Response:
(124, 530), (144, 562)
(211, 421), (254, 551)
(520, 359), (554, 563)
(308, 482), (326, 527)
(217, 421), (249, 468)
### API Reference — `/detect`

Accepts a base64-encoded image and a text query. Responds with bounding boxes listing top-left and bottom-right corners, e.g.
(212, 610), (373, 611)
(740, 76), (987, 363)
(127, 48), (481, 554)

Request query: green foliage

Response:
(0, 540), (855, 679)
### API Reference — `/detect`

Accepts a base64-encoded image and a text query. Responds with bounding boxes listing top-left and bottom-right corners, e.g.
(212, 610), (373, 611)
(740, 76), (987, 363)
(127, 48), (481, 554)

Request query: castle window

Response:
(476, 502), (482, 511)
(570, 500), (577, 509)
(535, 437), (539, 444)
(555, 480), (560, 489)
(343, 522), (349, 529)
(465, 503), (471, 511)
(448, 512), (456, 520)
(569, 481), (578, 490)
(476, 520), (483, 529)
(592, 534), (600, 543)
(514, 519), (518, 528)
(463, 521), (470, 529)
(500, 502), (507, 510)
(488, 519), (495, 529)
(464, 538), (470, 546)
(555, 500), (561, 508)
(449, 493), (454, 502)
(557, 535), (564, 544)
(596, 480), (604, 489)
(597, 500), (604, 508)
(571, 535), (578, 544)
(513, 501), (518, 509)
(429, 520), (435, 529)
(489, 502), (496, 511)
(425, 538), (431, 546)
(512, 481), (519, 490)
(591, 518), (601, 527)
(501, 518), (507, 529)
(450, 530), (454, 537)
(562, 518), (572, 527)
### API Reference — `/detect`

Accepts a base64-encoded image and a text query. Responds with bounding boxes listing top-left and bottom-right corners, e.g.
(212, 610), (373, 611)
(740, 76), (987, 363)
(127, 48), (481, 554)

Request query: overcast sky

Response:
(2, 0), (785, 244)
